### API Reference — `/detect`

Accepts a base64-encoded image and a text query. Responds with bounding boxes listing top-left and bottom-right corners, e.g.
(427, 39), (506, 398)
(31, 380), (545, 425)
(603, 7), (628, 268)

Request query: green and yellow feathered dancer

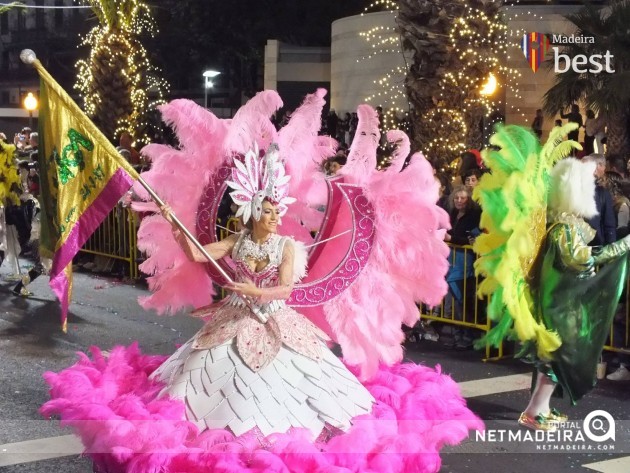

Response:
(472, 123), (581, 360)
(0, 143), (21, 206)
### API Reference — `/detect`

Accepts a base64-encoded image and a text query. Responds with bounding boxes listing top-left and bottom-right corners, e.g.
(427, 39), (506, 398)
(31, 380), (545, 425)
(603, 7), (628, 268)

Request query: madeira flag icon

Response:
(521, 32), (551, 73)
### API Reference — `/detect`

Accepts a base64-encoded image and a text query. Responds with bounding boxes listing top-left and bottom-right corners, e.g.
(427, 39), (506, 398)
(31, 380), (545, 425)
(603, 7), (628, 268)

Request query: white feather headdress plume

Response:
(548, 158), (598, 219)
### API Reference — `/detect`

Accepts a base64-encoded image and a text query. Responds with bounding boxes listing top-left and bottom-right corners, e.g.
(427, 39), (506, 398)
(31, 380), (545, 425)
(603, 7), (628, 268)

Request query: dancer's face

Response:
(329, 162), (343, 175)
(254, 200), (280, 234)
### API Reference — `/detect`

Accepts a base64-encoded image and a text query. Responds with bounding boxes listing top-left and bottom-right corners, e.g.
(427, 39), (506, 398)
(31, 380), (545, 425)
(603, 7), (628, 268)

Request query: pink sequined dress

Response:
(150, 230), (374, 438)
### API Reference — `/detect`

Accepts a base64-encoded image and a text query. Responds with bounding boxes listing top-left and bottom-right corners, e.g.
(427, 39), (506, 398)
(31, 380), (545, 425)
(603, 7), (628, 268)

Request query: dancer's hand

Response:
(228, 279), (262, 298)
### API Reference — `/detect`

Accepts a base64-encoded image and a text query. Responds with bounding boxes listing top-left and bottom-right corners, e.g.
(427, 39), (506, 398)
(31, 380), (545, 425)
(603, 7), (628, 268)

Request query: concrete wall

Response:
(264, 40), (331, 90)
(330, 11), (408, 115)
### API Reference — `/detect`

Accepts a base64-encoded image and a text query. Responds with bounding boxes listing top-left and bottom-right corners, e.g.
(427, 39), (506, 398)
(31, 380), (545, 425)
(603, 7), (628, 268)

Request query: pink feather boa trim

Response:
(41, 344), (483, 473)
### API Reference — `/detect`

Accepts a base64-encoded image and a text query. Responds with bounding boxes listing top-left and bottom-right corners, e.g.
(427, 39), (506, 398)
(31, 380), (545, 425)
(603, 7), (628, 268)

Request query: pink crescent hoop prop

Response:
(196, 169), (375, 305)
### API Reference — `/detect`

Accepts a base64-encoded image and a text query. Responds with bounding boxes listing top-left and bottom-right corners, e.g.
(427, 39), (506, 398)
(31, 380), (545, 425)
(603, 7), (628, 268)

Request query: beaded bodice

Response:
(232, 231), (286, 288)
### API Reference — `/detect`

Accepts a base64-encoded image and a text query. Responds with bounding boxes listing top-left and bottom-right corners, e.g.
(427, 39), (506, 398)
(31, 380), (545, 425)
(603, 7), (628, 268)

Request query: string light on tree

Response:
(395, 0), (525, 173)
(76, 0), (169, 145)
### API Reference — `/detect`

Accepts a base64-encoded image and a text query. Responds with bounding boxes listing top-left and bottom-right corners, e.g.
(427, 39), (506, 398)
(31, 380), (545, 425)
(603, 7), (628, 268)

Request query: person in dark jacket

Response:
(444, 186), (482, 348)
(561, 104), (583, 142)
(584, 154), (616, 245)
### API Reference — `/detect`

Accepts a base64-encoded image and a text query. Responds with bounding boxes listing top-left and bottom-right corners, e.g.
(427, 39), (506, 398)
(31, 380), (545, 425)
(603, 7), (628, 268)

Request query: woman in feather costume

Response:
(41, 91), (482, 473)
(474, 124), (630, 432)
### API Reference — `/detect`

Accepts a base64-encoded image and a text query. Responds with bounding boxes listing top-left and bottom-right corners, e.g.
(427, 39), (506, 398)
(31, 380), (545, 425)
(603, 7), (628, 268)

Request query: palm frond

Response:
(0, 2), (24, 15)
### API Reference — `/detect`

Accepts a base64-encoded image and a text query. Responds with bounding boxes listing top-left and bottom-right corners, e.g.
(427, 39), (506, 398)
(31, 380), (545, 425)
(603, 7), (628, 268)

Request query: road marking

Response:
(459, 373), (532, 398)
(583, 456), (630, 473)
(0, 434), (83, 467)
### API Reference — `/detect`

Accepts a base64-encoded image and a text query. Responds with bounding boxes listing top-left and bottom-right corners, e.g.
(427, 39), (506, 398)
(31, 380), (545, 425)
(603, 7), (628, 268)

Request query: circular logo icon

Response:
(583, 410), (615, 442)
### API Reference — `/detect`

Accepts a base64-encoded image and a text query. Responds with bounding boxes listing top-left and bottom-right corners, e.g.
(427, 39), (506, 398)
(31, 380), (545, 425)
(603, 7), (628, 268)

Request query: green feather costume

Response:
(474, 124), (630, 403)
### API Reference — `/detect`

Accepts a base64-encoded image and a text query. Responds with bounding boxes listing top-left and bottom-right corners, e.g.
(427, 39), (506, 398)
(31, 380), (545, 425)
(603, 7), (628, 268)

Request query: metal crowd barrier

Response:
(80, 207), (630, 358)
(421, 243), (630, 359)
(79, 202), (139, 279)
(420, 244), (503, 360)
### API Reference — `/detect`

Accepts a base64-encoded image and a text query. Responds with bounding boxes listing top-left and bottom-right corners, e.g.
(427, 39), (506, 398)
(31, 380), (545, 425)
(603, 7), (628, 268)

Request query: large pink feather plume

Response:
(223, 90), (283, 155)
(384, 129), (411, 174)
(278, 88), (333, 188)
(275, 89), (335, 239)
(340, 105), (380, 185)
(131, 100), (230, 314)
(320, 112), (451, 379)
(41, 344), (482, 473)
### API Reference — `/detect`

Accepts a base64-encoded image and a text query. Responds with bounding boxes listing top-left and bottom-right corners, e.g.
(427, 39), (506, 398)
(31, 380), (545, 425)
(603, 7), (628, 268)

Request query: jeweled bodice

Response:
(232, 231), (286, 288)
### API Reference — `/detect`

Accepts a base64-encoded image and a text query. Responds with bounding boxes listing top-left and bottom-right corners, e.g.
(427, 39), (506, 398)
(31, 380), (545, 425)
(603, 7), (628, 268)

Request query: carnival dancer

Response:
(474, 124), (630, 432)
(0, 140), (23, 277)
(42, 91), (482, 473)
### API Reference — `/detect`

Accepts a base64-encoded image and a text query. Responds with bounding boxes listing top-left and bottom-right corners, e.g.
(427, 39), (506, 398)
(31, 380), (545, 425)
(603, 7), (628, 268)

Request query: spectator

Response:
(458, 150), (482, 186)
(444, 186), (481, 349)
(117, 132), (141, 165)
(560, 104), (583, 142)
(435, 173), (451, 211)
(463, 168), (482, 192)
(583, 154), (616, 245)
(608, 155), (627, 179)
(27, 132), (38, 162)
(604, 172), (630, 240)
(326, 110), (339, 139)
(532, 109), (544, 140)
(325, 154), (346, 176)
(14, 127), (32, 155)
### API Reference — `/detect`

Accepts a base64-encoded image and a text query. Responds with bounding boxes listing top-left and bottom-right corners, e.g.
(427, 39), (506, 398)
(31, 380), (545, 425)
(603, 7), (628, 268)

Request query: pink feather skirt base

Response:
(41, 343), (483, 473)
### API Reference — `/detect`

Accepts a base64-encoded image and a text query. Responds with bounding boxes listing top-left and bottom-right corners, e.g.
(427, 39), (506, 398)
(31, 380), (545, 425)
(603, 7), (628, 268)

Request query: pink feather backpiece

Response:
(132, 95), (450, 382)
(320, 113), (451, 380)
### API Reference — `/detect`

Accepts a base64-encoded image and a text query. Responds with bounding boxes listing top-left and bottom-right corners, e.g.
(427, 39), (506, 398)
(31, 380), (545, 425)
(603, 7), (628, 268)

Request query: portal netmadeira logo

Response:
(520, 32), (615, 73)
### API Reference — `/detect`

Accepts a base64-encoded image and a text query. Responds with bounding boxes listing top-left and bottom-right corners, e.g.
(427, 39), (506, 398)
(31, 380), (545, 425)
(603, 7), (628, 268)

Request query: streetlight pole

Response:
(24, 92), (38, 129)
(202, 70), (221, 109)
(479, 73), (498, 147)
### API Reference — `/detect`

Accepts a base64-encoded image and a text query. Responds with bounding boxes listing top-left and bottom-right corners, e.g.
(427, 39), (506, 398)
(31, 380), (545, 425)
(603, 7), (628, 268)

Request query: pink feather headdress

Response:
(226, 142), (296, 223)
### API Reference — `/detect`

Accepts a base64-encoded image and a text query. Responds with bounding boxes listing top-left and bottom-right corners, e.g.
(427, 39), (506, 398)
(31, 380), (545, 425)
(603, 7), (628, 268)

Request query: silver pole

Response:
(136, 176), (269, 322)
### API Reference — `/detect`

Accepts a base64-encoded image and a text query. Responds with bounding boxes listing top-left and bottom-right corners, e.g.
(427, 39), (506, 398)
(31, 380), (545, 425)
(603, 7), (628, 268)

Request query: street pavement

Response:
(0, 258), (629, 473)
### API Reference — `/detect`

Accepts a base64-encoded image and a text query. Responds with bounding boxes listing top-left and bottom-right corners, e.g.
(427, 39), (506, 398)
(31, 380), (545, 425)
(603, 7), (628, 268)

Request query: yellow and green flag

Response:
(33, 58), (139, 332)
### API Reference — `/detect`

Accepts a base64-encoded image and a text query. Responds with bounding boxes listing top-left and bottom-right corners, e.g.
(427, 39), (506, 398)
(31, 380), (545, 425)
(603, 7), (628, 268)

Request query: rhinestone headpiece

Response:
(226, 143), (295, 224)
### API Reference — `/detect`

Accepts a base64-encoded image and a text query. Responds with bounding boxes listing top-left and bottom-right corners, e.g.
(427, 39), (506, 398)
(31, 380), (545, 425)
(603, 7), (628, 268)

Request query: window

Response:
(35, 0), (45, 29)
(55, 0), (64, 27)
(16, 9), (25, 31)
(0, 11), (8, 33)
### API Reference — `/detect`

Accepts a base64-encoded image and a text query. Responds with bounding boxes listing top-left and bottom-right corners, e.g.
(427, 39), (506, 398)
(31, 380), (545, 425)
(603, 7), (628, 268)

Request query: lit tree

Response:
(397, 0), (515, 164)
(76, 0), (168, 144)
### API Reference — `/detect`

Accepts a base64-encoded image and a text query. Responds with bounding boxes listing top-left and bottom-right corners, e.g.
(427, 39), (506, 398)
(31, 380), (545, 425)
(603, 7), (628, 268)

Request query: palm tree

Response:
(543, 1), (630, 157)
(76, 0), (168, 144)
(397, 0), (504, 163)
(0, 2), (22, 14)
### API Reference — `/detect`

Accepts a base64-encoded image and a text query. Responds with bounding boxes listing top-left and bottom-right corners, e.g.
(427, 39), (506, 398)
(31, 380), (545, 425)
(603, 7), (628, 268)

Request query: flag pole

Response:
(20, 49), (268, 322)
(136, 176), (235, 284)
(137, 179), (270, 323)
(137, 180), (270, 324)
